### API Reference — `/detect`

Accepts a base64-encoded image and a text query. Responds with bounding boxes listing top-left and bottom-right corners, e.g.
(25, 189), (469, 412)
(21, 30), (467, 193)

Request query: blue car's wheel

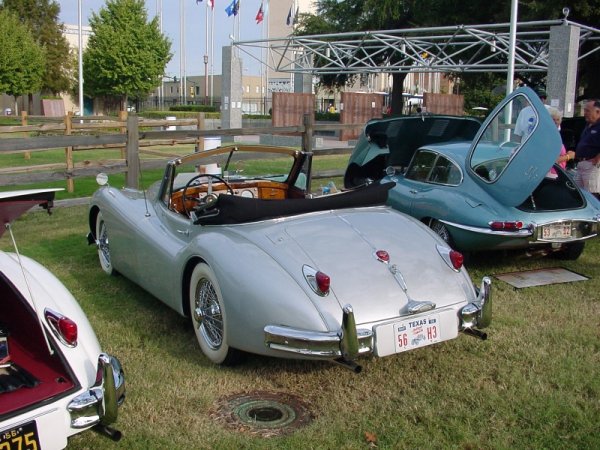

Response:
(552, 241), (585, 260)
(96, 211), (115, 276)
(429, 219), (453, 245)
(189, 263), (240, 365)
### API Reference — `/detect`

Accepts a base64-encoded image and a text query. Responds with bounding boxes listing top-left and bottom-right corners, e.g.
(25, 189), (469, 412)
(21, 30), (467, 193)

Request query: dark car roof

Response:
(365, 116), (481, 168)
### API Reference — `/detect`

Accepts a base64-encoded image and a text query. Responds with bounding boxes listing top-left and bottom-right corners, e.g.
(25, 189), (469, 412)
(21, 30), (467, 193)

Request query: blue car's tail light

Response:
(489, 220), (524, 231)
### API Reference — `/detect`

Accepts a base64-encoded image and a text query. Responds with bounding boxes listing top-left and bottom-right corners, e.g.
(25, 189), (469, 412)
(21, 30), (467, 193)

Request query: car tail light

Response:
(303, 265), (331, 296)
(375, 250), (390, 263)
(45, 309), (78, 347)
(316, 271), (330, 294)
(449, 250), (464, 270)
(436, 244), (464, 272)
(489, 221), (524, 231)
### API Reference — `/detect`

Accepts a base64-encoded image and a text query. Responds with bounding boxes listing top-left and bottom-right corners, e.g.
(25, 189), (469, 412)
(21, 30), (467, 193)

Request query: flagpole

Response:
(204, 1), (209, 104)
(179, 0), (184, 105)
(77, 0), (83, 116)
(210, 3), (214, 106)
(263, 1), (269, 115)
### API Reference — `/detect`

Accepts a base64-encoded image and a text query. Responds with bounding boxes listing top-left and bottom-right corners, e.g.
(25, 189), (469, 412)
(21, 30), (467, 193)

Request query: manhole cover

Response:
(210, 390), (313, 437)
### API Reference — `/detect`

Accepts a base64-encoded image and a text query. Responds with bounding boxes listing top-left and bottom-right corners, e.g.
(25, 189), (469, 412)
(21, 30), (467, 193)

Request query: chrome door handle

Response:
(176, 229), (189, 237)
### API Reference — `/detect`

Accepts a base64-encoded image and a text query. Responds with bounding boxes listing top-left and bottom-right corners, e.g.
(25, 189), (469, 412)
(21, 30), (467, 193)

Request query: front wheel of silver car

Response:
(96, 211), (115, 276)
(189, 263), (241, 365)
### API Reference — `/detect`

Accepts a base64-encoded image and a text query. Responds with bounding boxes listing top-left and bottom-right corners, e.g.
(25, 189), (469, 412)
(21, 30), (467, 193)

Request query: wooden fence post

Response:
(64, 112), (74, 193)
(302, 113), (313, 154)
(119, 110), (128, 159)
(125, 114), (139, 189)
(196, 112), (205, 151)
(22, 112), (31, 160)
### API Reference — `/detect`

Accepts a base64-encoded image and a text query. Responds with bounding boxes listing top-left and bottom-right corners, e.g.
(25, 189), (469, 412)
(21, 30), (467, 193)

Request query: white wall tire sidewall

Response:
(189, 263), (231, 364)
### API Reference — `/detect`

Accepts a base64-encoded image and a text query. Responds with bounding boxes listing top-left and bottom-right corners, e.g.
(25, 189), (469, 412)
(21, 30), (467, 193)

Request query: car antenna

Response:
(6, 223), (54, 355)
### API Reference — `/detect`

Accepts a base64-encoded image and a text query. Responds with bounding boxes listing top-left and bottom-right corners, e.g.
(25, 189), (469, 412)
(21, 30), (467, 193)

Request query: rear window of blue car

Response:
(406, 151), (461, 186)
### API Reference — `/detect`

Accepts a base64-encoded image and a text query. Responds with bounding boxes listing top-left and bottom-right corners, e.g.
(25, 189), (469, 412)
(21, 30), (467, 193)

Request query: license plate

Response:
(542, 222), (572, 239)
(394, 314), (441, 353)
(0, 421), (40, 450)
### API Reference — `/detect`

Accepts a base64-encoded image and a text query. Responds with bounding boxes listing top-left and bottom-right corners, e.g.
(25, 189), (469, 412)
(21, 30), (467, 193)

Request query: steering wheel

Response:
(182, 173), (234, 217)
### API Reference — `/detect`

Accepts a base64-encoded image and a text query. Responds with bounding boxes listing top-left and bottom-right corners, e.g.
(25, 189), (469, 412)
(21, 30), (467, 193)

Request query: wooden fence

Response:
(0, 113), (362, 191)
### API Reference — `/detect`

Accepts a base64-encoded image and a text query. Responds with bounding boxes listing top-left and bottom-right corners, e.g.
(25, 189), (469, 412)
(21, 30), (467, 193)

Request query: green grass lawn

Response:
(2, 204), (599, 450)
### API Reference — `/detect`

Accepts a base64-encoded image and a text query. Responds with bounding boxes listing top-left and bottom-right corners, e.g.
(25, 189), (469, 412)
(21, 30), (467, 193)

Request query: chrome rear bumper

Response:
(67, 354), (125, 430)
(265, 277), (493, 367)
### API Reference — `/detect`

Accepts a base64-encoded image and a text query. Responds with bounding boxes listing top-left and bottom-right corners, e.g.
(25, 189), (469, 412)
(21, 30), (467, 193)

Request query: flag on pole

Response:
(286, 3), (298, 26)
(196, 0), (202, 4)
(225, 0), (239, 16)
(255, 3), (264, 24)
(209, 0), (214, 8)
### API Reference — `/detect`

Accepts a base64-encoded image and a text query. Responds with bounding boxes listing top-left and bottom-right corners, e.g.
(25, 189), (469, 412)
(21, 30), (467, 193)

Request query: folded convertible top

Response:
(197, 181), (395, 225)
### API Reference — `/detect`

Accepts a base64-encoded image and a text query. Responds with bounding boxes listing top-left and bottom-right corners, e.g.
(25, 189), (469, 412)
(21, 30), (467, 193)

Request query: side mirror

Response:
(385, 166), (396, 177)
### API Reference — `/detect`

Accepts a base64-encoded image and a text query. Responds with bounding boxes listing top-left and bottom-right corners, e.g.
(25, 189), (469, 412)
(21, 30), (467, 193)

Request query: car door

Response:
(467, 86), (561, 207)
(388, 149), (438, 215)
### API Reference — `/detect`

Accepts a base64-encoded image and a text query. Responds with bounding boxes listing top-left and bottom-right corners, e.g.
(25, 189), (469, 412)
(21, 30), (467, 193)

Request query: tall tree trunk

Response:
(390, 73), (407, 116)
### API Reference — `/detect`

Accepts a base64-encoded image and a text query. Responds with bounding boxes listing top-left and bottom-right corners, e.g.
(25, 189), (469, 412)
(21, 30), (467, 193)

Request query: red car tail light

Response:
(315, 271), (331, 295)
(45, 309), (78, 347)
(449, 250), (464, 270)
(375, 250), (390, 263)
(303, 265), (331, 296)
(489, 221), (524, 231)
(436, 245), (464, 272)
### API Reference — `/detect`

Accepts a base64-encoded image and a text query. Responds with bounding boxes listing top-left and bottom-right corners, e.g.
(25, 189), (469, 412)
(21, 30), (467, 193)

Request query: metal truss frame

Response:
(234, 19), (600, 75)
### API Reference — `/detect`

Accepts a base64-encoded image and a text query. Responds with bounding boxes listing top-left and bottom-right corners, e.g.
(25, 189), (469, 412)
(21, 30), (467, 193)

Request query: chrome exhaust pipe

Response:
(93, 424), (122, 442)
(333, 357), (362, 374)
(463, 328), (488, 340)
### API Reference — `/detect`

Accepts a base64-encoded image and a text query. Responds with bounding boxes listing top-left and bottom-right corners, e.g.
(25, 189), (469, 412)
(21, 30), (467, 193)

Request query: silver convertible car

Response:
(344, 87), (600, 259)
(87, 145), (491, 371)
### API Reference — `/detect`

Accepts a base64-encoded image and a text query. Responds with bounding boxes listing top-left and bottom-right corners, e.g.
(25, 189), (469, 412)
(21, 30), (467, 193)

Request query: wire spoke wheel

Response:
(189, 263), (241, 365)
(95, 211), (114, 275)
(194, 278), (223, 349)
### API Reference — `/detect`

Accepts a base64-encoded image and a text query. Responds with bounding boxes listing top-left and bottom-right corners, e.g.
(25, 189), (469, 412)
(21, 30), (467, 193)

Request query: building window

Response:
(246, 85), (250, 93)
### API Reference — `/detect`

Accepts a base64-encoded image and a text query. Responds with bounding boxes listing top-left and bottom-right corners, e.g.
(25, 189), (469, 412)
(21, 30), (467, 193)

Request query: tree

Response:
(0, 9), (45, 114)
(83, 0), (172, 111)
(298, 1), (600, 112)
(1, 0), (73, 96)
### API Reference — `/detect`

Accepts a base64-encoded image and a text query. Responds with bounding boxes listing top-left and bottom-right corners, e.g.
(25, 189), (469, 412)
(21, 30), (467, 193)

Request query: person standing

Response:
(514, 87), (547, 141)
(547, 107), (575, 176)
(574, 99), (600, 198)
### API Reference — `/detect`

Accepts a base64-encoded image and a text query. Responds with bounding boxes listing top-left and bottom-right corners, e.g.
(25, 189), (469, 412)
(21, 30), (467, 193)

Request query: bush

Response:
(169, 105), (218, 113)
(315, 111), (340, 121)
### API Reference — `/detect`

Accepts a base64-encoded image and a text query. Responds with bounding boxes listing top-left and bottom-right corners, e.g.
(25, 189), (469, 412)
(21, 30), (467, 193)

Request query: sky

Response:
(57, 0), (273, 77)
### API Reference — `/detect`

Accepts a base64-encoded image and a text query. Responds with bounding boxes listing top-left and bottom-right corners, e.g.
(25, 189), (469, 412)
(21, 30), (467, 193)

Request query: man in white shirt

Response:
(514, 87), (547, 141)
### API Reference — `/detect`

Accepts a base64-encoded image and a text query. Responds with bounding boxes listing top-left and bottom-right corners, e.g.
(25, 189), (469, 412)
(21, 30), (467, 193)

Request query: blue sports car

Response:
(344, 87), (600, 259)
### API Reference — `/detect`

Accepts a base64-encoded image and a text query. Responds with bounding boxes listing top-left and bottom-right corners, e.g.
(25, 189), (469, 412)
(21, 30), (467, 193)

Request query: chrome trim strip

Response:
(440, 220), (533, 237)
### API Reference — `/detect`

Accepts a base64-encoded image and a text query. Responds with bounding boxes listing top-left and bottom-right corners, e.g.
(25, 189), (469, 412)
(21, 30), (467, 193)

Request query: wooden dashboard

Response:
(170, 180), (288, 215)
